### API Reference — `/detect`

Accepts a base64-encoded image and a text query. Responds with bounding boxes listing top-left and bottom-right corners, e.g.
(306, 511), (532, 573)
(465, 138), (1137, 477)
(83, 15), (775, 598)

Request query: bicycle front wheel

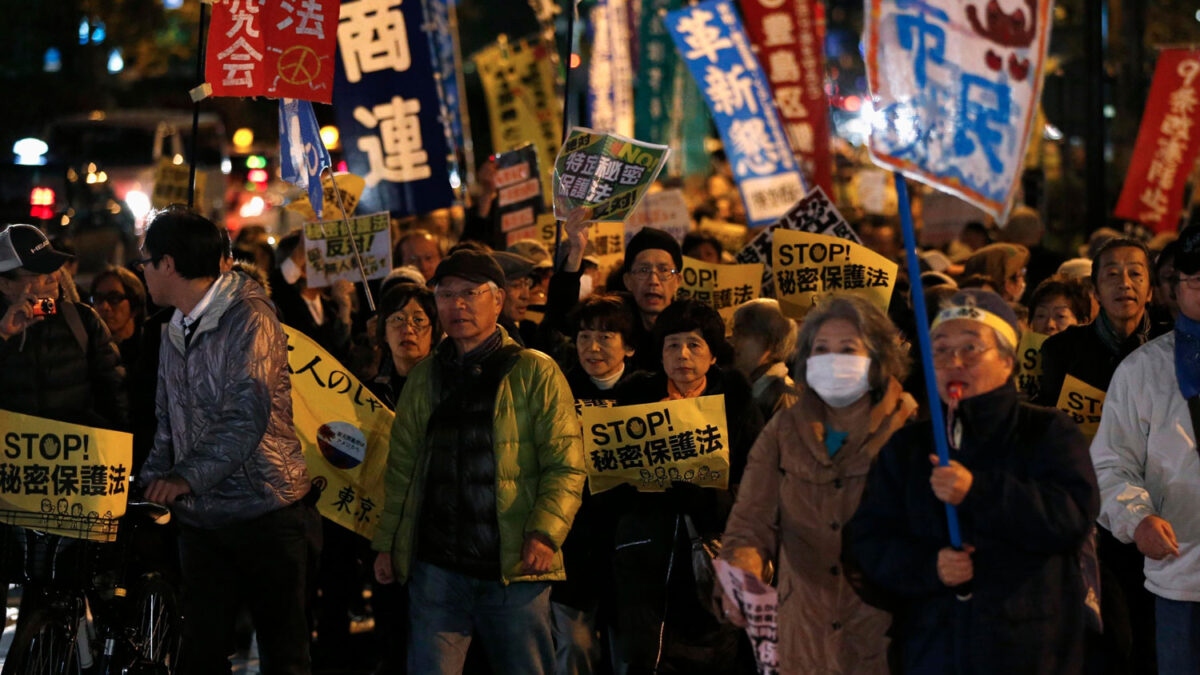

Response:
(128, 574), (180, 668)
(4, 605), (80, 675)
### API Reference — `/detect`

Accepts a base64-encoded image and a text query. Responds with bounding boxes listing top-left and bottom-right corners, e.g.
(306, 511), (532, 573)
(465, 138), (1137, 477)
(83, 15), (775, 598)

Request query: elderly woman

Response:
(604, 299), (764, 674)
(731, 298), (799, 420)
(847, 289), (1099, 674)
(370, 283), (439, 407)
(1029, 276), (1091, 337)
(720, 296), (916, 674)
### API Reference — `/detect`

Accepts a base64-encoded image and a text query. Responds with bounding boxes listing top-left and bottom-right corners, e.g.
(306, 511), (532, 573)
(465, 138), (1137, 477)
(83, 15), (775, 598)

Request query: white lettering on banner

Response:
(730, 119), (782, 176)
(705, 64), (757, 116)
(353, 96), (430, 186)
(761, 12), (794, 47)
(498, 178), (542, 207)
(741, 173), (805, 223)
(278, 0), (328, 38)
(227, 0), (262, 38)
(768, 50), (801, 83)
(675, 9), (733, 63)
(1139, 58), (1199, 222)
(338, 0), (411, 84)
(219, 0), (265, 88)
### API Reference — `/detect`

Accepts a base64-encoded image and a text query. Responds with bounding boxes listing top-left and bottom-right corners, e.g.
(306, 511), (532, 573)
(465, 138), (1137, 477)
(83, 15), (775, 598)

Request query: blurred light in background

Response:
(107, 49), (124, 74)
(240, 196), (266, 218)
(43, 48), (62, 73)
(79, 19), (89, 45)
(233, 128), (254, 151)
(319, 126), (339, 150)
(91, 22), (106, 44)
(245, 155), (267, 169)
(13, 138), (48, 166)
(164, 0), (184, 8)
(125, 190), (152, 222)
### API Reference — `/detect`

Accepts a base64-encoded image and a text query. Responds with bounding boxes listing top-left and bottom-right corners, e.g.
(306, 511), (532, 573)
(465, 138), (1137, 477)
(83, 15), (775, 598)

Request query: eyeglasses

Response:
(385, 313), (431, 329)
(628, 264), (678, 280)
(932, 343), (996, 367)
(91, 292), (128, 306)
(506, 278), (533, 291)
(134, 255), (161, 271)
(434, 287), (493, 303)
(1178, 273), (1200, 291)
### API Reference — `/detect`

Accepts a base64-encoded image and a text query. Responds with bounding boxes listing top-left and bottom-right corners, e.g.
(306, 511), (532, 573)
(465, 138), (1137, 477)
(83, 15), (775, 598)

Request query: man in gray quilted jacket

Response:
(139, 206), (319, 675)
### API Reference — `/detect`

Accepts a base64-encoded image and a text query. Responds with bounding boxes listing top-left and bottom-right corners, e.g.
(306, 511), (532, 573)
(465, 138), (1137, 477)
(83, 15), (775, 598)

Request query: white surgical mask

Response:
(806, 353), (872, 408)
(280, 256), (303, 285)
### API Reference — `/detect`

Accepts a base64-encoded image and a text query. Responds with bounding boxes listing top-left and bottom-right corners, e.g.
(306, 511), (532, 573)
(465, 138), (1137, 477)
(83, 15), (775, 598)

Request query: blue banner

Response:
(279, 98), (333, 219)
(666, 0), (806, 226)
(422, 0), (466, 176)
(334, 0), (453, 217)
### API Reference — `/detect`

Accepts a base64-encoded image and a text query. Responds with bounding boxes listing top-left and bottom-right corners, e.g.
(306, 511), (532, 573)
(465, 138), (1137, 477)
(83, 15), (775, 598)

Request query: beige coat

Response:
(721, 379), (915, 675)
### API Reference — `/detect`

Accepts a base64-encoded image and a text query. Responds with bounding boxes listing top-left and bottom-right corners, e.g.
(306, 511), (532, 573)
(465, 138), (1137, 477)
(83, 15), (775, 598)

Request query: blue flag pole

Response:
(893, 171), (962, 549)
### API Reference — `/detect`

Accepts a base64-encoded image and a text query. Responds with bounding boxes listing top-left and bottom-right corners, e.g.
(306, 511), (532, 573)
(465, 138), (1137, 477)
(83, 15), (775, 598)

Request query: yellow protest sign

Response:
(285, 326), (394, 540)
(0, 410), (132, 542)
(580, 395), (730, 494)
(771, 229), (898, 319)
(1056, 374), (1107, 440)
(284, 172), (365, 221)
(699, 218), (750, 253)
(678, 256), (763, 326)
(152, 158), (207, 210)
(1016, 331), (1048, 400)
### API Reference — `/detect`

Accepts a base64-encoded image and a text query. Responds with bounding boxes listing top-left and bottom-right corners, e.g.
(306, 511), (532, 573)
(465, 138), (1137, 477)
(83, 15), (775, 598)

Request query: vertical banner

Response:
(863, 0), (1053, 223)
(494, 144), (545, 233)
(303, 212), (393, 287)
(206, 0), (341, 102)
(1113, 48), (1200, 233)
(588, 0), (635, 136)
(279, 98), (334, 219)
(335, 0), (454, 216)
(636, 0), (683, 144)
(667, 0), (806, 227)
(740, 0), (833, 196)
(422, 0), (468, 173)
(772, 229), (897, 318)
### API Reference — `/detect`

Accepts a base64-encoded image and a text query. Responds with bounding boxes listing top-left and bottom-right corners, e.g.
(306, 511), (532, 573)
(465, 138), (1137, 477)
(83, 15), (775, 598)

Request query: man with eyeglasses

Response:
(1091, 224), (1200, 674)
(372, 248), (584, 674)
(622, 227), (684, 372)
(493, 250), (537, 348)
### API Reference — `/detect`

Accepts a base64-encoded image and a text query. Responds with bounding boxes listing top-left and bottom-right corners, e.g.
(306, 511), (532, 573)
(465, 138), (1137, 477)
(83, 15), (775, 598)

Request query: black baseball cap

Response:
(429, 249), (506, 288)
(0, 225), (73, 274)
(1175, 225), (1200, 276)
(492, 251), (535, 284)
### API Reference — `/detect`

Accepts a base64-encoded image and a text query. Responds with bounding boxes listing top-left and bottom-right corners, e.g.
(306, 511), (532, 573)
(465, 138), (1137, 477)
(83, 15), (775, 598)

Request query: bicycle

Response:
(0, 500), (181, 675)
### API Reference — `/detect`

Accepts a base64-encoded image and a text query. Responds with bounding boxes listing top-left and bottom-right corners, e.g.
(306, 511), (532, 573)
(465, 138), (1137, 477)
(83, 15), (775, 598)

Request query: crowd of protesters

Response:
(0, 159), (1198, 675)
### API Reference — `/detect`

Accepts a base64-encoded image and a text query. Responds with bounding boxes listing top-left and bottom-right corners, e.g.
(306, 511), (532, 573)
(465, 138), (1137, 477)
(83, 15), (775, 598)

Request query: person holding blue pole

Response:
(846, 289), (1100, 675)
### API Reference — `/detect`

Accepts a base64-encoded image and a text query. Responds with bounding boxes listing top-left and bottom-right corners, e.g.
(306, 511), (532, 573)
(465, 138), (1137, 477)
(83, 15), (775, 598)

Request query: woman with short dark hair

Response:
(369, 283), (439, 407)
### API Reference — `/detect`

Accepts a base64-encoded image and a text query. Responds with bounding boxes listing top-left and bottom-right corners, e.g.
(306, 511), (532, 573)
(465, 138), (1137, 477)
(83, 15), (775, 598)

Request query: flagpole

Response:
(326, 169), (376, 313)
(187, 1), (210, 208)
(553, 0), (578, 269)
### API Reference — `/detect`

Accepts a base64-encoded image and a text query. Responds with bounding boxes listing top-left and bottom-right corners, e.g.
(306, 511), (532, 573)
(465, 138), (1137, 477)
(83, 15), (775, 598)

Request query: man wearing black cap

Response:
(493, 250), (537, 347)
(1092, 224), (1200, 674)
(371, 249), (585, 675)
(623, 227), (684, 371)
(0, 224), (128, 429)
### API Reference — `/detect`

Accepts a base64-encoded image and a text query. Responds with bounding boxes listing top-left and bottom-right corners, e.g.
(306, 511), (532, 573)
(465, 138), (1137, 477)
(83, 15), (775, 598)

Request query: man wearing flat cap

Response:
(493, 250), (537, 348)
(0, 223), (127, 430)
(371, 249), (585, 674)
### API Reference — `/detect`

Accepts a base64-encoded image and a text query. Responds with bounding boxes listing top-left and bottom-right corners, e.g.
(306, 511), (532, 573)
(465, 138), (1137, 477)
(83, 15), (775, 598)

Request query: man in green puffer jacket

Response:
(371, 249), (585, 675)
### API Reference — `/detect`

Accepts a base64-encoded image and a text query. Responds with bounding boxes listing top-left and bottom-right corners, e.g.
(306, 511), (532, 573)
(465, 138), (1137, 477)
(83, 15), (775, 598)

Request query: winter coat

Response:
(1037, 313), (1167, 407)
(0, 298), (128, 430)
(372, 326), (585, 584)
(1090, 332), (1200, 602)
(721, 380), (916, 675)
(847, 383), (1099, 675)
(140, 271), (310, 529)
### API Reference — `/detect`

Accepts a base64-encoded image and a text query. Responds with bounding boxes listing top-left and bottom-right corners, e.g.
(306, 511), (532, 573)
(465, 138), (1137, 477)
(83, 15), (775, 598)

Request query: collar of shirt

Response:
(172, 277), (220, 333)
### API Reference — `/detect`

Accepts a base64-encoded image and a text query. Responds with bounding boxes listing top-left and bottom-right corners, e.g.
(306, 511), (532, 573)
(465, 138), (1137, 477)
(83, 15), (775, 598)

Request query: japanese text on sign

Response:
(588, 0), (635, 136)
(303, 211), (392, 287)
(666, 0), (806, 226)
(1056, 374), (1106, 441)
(678, 256), (764, 326)
(1016, 330), (1047, 401)
(494, 144), (544, 233)
(771, 229), (897, 318)
(625, 189), (694, 246)
(0, 411), (132, 543)
(553, 127), (670, 223)
(864, 0), (1053, 223)
(580, 396), (731, 494)
(715, 559), (780, 675)
(152, 159), (208, 211)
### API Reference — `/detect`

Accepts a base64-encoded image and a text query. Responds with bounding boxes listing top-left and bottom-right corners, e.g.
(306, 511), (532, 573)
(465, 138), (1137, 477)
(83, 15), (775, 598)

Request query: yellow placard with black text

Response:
(0, 410), (132, 542)
(1056, 374), (1106, 440)
(284, 172), (365, 221)
(152, 159), (207, 210)
(1016, 331), (1048, 400)
(580, 396), (730, 494)
(285, 326), (393, 540)
(771, 229), (898, 318)
(677, 256), (764, 327)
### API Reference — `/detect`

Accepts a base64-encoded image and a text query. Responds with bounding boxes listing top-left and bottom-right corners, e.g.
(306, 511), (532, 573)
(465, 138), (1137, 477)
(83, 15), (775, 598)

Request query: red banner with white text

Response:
(739, 0), (833, 196)
(1114, 48), (1200, 233)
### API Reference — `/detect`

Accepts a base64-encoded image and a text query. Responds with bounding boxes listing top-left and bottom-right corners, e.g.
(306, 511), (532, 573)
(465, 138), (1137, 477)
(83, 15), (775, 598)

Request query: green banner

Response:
(635, 0), (681, 145)
(553, 127), (670, 222)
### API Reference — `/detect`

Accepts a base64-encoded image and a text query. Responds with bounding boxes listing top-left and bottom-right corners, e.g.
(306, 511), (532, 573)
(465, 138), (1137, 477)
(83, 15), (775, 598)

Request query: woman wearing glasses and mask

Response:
(719, 296), (916, 674)
(846, 289), (1099, 675)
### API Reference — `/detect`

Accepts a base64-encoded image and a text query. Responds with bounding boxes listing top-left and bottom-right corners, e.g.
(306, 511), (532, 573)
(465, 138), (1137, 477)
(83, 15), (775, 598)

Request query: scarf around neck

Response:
(1175, 313), (1200, 399)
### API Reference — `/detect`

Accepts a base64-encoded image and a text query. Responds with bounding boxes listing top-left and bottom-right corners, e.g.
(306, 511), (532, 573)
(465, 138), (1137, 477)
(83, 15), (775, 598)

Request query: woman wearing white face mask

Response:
(719, 296), (917, 674)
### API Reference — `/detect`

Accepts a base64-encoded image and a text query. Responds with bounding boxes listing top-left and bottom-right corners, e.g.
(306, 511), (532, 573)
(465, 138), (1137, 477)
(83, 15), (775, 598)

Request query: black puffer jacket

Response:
(0, 299), (128, 430)
(415, 335), (523, 579)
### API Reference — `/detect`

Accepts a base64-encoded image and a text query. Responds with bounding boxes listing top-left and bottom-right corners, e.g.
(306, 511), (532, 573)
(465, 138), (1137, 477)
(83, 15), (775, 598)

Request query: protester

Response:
(137, 207), (319, 675)
(960, 243), (1029, 302)
(371, 249), (585, 675)
(730, 298), (799, 420)
(269, 230), (354, 361)
(1028, 276), (1091, 337)
(999, 206), (1063, 300)
(1152, 239), (1180, 322)
(1090, 224), (1200, 674)
(720, 296), (916, 674)
(395, 228), (444, 283)
(622, 227), (684, 371)
(847, 289), (1099, 674)
(369, 283), (439, 407)
(683, 231), (723, 263)
(604, 299), (764, 674)
(509, 239), (554, 306)
(494, 250), (537, 347)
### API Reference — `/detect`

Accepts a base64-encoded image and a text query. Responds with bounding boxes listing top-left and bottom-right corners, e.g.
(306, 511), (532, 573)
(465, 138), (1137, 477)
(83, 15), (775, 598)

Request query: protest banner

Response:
(279, 98), (333, 219)
(0, 410), (132, 543)
(206, 0), (339, 102)
(285, 326), (392, 539)
(678, 256), (763, 325)
(505, 212), (559, 249)
(1056, 374), (1106, 441)
(635, 0), (684, 146)
(284, 172), (365, 222)
(303, 212), (391, 287)
(580, 396), (731, 494)
(588, 0), (635, 137)
(625, 189), (693, 246)
(737, 186), (861, 296)
(334, 0), (453, 217)
(494, 144), (545, 233)
(666, 0), (806, 226)
(714, 559), (779, 675)
(152, 158), (208, 211)
(863, 0), (1053, 223)
(741, 0), (833, 197)
(1016, 330), (1048, 401)
(424, 0), (469, 178)
(1113, 48), (1200, 233)
(771, 229), (897, 318)
(553, 127), (670, 223)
